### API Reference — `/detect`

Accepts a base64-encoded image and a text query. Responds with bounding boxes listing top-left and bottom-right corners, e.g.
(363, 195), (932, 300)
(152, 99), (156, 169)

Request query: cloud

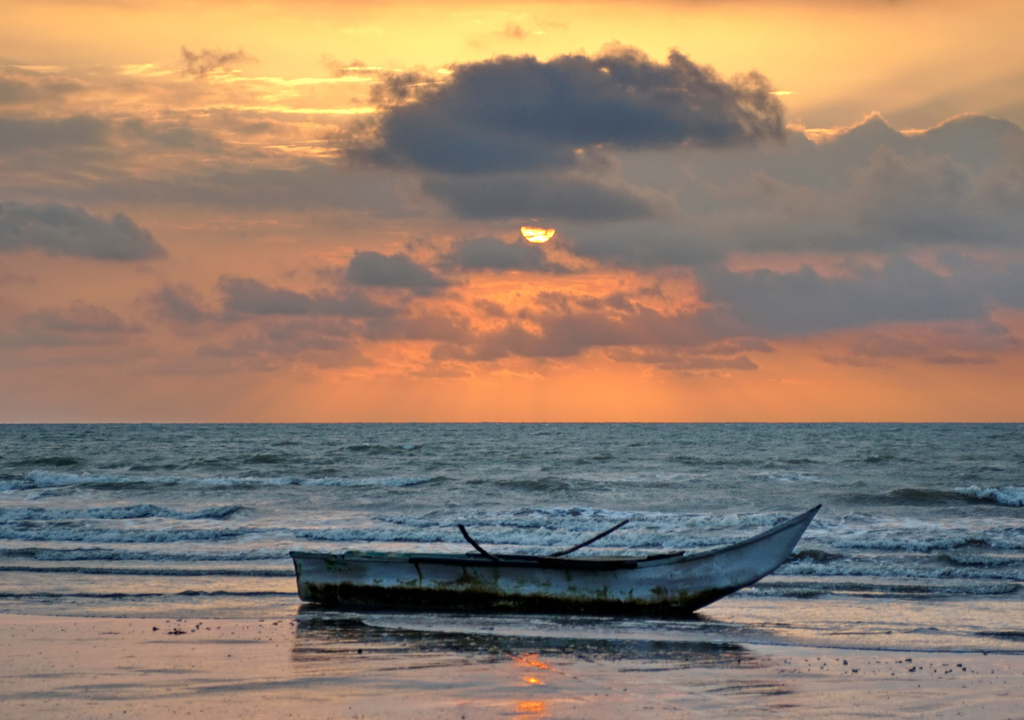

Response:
(5, 302), (139, 347)
(218, 276), (394, 318)
(196, 318), (370, 369)
(365, 312), (473, 343)
(445, 235), (569, 273)
(423, 255), (1002, 364)
(555, 113), (1024, 267)
(432, 291), (729, 362)
(821, 316), (1015, 367)
(220, 277), (314, 315)
(939, 252), (1024, 309)
(605, 347), (759, 371)
(421, 173), (660, 221)
(0, 202), (166, 260)
(351, 46), (784, 174)
(145, 284), (215, 325)
(345, 251), (450, 295)
(561, 218), (722, 267)
(0, 70), (86, 106)
(121, 117), (222, 151)
(696, 257), (987, 337)
(21, 303), (135, 335)
(0, 76), (35, 104)
(181, 47), (256, 78)
(0, 115), (108, 152)
(88, 162), (408, 215)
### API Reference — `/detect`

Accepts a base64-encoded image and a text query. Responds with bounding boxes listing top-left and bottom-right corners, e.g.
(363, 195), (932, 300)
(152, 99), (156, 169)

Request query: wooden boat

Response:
(290, 505), (820, 617)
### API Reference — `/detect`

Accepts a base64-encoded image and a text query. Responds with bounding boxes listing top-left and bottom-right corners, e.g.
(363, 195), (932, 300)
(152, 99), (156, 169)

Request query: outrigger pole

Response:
(548, 520), (629, 557)
(456, 520), (630, 559)
(458, 524), (497, 560)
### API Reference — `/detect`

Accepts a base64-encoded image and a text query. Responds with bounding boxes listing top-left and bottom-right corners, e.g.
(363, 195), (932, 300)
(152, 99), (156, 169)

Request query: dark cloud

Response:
(0, 115), (108, 152)
(432, 291), (729, 362)
(939, 253), (1024, 309)
(566, 113), (1024, 266)
(181, 47), (256, 78)
(369, 71), (438, 105)
(0, 76), (35, 104)
(0, 202), (165, 260)
(0, 72), (86, 106)
(474, 298), (507, 317)
(20, 303), (135, 335)
(421, 173), (659, 221)
(832, 113), (1021, 171)
(365, 312), (473, 343)
(696, 257), (987, 337)
(351, 46), (784, 174)
(196, 319), (370, 369)
(145, 284), (214, 325)
(218, 276), (394, 318)
(6, 303), (138, 347)
(221, 277), (313, 315)
(562, 219), (721, 267)
(346, 251), (450, 295)
(445, 235), (569, 273)
(822, 317), (1014, 367)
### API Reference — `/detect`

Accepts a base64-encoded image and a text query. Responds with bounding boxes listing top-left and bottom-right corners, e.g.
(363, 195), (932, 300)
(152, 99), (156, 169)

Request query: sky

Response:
(2, 0), (1024, 422)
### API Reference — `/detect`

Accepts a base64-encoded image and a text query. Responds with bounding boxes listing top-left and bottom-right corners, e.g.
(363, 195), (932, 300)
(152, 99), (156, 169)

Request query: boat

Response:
(289, 505), (820, 617)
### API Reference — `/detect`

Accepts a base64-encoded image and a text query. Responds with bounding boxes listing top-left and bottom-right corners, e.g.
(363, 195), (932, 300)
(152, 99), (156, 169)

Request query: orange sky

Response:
(1, 0), (1024, 421)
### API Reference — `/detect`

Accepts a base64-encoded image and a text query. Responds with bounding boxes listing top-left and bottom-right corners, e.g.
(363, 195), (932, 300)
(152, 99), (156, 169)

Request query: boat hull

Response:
(290, 505), (819, 617)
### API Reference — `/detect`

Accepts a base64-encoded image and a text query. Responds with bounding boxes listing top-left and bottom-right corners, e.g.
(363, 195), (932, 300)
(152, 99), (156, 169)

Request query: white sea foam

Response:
(955, 485), (1024, 507)
(25, 470), (122, 487)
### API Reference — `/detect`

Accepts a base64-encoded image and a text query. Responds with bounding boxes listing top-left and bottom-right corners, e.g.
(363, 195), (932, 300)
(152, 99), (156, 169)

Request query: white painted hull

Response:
(290, 505), (820, 616)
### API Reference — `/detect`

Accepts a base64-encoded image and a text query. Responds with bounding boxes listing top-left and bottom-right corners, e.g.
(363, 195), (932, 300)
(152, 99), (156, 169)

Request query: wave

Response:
(12, 456), (81, 467)
(346, 443), (422, 455)
(836, 487), (1005, 507)
(955, 485), (1024, 507)
(0, 503), (243, 523)
(750, 471), (824, 483)
(935, 552), (1024, 569)
(4, 470), (440, 491)
(0, 527), (252, 543)
(779, 558), (1024, 583)
(377, 506), (795, 530)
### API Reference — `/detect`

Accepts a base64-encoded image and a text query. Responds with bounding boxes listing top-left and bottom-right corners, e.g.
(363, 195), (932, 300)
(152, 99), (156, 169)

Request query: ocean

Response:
(1, 423), (1022, 654)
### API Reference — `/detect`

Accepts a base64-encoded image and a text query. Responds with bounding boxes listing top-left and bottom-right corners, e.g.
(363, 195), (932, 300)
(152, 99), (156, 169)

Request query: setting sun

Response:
(520, 226), (556, 243)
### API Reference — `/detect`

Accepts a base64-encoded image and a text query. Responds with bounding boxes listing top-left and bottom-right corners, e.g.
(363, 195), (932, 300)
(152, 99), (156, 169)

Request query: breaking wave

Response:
(955, 485), (1024, 507)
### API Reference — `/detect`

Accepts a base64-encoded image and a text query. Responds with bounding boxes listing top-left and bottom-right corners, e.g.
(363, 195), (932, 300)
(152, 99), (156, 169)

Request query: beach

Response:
(4, 611), (1023, 719)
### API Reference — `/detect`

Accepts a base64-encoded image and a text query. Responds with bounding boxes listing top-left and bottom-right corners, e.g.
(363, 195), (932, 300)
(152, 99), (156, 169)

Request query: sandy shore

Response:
(3, 612), (1023, 719)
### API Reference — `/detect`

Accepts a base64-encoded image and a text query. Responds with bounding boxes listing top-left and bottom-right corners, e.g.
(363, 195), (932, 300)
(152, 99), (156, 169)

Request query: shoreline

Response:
(4, 611), (1024, 719)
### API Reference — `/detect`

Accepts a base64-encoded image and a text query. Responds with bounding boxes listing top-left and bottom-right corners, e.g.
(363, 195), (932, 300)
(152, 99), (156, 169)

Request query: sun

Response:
(520, 226), (555, 243)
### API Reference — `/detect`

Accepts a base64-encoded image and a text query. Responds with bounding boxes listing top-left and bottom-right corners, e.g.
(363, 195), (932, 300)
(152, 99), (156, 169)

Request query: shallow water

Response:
(1, 423), (1022, 652)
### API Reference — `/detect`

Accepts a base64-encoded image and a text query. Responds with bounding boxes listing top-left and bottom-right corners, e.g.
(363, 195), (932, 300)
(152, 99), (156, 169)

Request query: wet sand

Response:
(3, 612), (1023, 719)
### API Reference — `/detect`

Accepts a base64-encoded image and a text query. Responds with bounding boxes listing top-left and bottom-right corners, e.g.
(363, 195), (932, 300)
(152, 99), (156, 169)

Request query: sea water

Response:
(1, 423), (1022, 653)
